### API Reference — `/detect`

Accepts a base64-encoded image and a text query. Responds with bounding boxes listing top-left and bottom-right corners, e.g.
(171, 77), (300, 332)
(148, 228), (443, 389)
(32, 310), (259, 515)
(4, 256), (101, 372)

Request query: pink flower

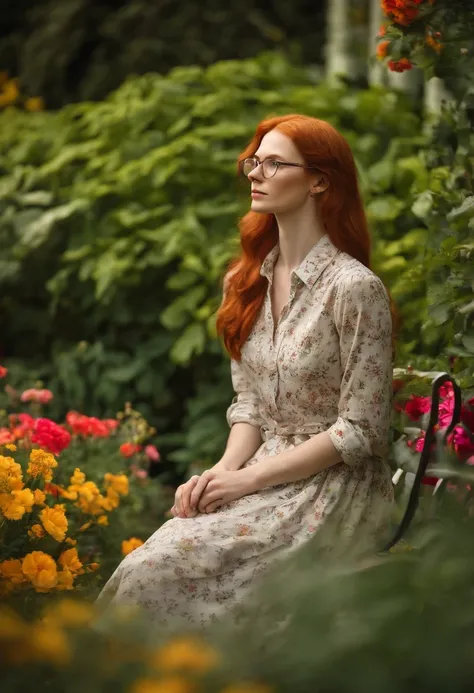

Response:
(0, 365), (7, 379)
(144, 444), (161, 462)
(31, 418), (71, 455)
(448, 425), (474, 461)
(0, 427), (15, 445)
(20, 388), (54, 404)
(404, 395), (431, 421)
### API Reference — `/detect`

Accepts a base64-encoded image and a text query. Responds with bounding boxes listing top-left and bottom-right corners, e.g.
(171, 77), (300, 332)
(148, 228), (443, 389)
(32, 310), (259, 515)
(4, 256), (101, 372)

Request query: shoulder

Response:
(333, 257), (390, 308)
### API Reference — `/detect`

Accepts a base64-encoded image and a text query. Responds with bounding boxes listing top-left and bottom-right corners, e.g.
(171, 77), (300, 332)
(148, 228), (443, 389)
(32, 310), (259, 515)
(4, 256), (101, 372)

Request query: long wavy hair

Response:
(216, 114), (397, 361)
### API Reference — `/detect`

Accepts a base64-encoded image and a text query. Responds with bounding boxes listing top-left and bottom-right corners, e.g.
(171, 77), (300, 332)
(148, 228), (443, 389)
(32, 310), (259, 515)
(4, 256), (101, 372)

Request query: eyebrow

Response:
(253, 153), (288, 161)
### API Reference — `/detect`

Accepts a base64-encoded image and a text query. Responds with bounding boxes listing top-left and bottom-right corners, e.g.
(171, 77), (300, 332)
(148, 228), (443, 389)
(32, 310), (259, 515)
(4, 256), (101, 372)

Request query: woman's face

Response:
(246, 129), (321, 215)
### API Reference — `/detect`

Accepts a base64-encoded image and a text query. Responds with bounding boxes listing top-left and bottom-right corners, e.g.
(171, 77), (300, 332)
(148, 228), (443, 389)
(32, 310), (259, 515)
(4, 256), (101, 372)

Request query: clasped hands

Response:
(170, 466), (257, 518)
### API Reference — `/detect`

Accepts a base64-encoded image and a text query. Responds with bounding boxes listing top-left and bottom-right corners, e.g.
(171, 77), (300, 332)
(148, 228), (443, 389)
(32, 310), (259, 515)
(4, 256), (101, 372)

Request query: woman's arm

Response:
(214, 421), (263, 472)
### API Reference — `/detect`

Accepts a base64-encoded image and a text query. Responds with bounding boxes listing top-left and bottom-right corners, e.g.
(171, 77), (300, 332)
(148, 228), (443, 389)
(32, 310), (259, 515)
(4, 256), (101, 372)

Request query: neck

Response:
(274, 205), (326, 272)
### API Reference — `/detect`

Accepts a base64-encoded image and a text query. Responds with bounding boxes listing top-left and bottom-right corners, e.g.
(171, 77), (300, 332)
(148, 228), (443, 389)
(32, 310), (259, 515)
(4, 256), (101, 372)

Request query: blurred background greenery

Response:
(0, 0), (472, 484)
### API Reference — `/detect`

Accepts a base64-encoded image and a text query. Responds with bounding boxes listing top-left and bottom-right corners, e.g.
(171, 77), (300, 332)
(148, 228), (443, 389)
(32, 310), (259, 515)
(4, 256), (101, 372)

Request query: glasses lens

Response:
(262, 159), (278, 178)
(242, 159), (256, 177)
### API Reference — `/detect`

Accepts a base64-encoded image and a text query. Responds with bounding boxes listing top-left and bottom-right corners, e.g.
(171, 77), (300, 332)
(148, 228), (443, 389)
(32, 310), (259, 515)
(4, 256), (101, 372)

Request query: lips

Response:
(251, 190), (266, 195)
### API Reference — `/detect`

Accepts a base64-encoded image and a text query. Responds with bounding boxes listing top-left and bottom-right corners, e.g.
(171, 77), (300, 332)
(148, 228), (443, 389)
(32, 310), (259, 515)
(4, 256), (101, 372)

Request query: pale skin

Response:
(171, 129), (343, 519)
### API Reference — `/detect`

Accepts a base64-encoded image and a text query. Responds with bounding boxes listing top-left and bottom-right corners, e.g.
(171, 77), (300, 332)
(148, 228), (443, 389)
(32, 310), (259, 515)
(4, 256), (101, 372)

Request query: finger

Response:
(190, 473), (211, 510)
(205, 499), (223, 513)
(197, 489), (220, 513)
(182, 476), (199, 516)
(174, 486), (184, 515)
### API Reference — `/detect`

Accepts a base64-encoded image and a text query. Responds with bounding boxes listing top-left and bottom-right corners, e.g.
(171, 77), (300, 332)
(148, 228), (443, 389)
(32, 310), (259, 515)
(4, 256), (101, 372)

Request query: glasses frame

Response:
(241, 156), (319, 179)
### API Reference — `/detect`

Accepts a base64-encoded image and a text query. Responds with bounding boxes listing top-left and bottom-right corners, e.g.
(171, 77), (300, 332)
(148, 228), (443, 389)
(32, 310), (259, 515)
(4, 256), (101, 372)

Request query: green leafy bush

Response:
(0, 52), (434, 472)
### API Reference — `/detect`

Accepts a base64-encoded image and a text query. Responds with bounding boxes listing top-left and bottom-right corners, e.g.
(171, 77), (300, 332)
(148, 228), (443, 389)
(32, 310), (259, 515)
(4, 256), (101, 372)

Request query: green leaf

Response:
(366, 196), (405, 221)
(170, 323), (206, 364)
(411, 191), (433, 219)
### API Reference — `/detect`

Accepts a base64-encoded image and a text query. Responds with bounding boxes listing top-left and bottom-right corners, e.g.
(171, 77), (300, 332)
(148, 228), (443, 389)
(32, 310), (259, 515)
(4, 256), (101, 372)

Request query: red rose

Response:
(31, 418), (71, 455)
(404, 395), (431, 421)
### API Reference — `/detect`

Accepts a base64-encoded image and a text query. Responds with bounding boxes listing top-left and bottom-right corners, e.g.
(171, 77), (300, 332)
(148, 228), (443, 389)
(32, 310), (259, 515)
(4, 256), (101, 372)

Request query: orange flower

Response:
(426, 31), (443, 54)
(24, 97), (44, 112)
(27, 448), (58, 481)
(388, 57), (413, 72)
(40, 505), (68, 542)
(0, 558), (27, 584)
(377, 40), (390, 59)
(122, 537), (144, 556)
(104, 472), (129, 497)
(22, 551), (58, 591)
(56, 569), (75, 591)
(152, 636), (219, 673)
(28, 523), (46, 539)
(58, 548), (83, 574)
(382, 0), (423, 26)
(33, 489), (46, 506)
(120, 442), (141, 458)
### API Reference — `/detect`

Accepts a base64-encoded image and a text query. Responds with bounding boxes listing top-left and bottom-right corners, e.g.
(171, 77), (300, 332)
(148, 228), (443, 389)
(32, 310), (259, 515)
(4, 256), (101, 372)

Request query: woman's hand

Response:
(190, 467), (257, 514)
(170, 475), (202, 518)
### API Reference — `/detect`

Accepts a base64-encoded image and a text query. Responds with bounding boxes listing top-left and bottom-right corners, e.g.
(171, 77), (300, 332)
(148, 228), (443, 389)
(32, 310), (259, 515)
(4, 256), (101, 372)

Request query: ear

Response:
(310, 173), (329, 195)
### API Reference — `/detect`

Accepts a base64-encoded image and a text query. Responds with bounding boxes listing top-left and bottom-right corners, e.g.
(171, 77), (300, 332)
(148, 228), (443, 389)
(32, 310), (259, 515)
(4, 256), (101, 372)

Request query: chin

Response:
(250, 201), (272, 214)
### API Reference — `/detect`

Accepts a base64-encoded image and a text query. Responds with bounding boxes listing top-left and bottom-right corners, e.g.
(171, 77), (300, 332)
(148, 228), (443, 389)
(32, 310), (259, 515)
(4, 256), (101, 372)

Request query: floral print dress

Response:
(96, 234), (394, 628)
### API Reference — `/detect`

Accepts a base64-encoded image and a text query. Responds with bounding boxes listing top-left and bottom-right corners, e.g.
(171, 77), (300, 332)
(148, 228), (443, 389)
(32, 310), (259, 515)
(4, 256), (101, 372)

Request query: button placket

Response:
(272, 274), (301, 409)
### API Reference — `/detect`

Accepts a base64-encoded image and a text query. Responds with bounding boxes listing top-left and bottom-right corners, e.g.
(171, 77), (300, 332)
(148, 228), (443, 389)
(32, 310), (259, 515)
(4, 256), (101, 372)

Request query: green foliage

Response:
(0, 52), (441, 471)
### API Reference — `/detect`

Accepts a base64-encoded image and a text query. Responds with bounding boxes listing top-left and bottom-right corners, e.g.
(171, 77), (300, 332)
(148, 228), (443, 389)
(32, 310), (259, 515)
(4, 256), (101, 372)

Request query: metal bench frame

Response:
(383, 372), (462, 552)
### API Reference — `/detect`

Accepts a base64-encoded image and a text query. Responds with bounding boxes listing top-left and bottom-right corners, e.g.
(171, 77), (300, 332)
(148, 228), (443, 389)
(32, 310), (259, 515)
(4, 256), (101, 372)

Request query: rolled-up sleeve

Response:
(327, 272), (393, 467)
(226, 359), (265, 430)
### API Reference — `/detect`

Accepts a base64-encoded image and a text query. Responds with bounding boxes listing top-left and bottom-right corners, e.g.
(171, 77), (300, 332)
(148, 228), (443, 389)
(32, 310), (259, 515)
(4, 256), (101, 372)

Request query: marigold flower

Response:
(44, 599), (94, 627)
(0, 488), (34, 520)
(31, 419), (71, 455)
(40, 505), (68, 542)
(0, 455), (23, 493)
(0, 365), (8, 378)
(33, 489), (46, 506)
(100, 486), (120, 511)
(122, 537), (144, 556)
(28, 523), (46, 539)
(24, 97), (44, 112)
(79, 520), (92, 532)
(22, 551), (58, 591)
(97, 514), (108, 526)
(5, 443), (17, 452)
(104, 472), (129, 497)
(58, 548), (83, 574)
(56, 569), (75, 591)
(65, 537), (77, 546)
(388, 57), (413, 72)
(29, 621), (71, 665)
(152, 636), (219, 673)
(70, 468), (85, 486)
(0, 558), (27, 584)
(131, 679), (195, 693)
(27, 448), (58, 481)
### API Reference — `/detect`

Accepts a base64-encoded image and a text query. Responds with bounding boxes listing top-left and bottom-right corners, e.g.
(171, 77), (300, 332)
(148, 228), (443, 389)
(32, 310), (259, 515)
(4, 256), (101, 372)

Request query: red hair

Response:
(216, 114), (396, 360)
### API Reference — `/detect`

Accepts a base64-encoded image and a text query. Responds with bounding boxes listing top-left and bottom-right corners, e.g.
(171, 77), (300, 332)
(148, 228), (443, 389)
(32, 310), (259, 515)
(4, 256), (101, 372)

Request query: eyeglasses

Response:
(241, 157), (318, 179)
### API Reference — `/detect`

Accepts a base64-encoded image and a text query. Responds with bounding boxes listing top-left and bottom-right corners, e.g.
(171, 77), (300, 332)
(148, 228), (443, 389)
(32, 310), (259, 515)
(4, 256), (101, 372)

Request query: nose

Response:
(247, 162), (264, 182)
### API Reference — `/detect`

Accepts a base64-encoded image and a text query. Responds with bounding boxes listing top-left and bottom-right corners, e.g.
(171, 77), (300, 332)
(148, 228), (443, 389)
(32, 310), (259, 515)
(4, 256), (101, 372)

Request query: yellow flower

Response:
(0, 79), (19, 107)
(56, 569), (75, 591)
(27, 449), (58, 482)
(0, 455), (23, 492)
(24, 96), (44, 112)
(29, 621), (71, 666)
(40, 505), (68, 542)
(70, 468), (85, 486)
(0, 488), (34, 520)
(104, 472), (129, 497)
(0, 606), (27, 639)
(33, 489), (46, 506)
(74, 481), (104, 515)
(101, 486), (120, 511)
(65, 538), (77, 546)
(122, 537), (144, 556)
(0, 558), (27, 584)
(5, 444), (17, 452)
(28, 523), (46, 539)
(22, 551), (58, 591)
(79, 520), (92, 532)
(152, 636), (219, 673)
(58, 548), (82, 574)
(97, 514), (108, 526)
(219, 685), (273, 693)
(131, 678), (196, 693)
(43, 598), (94, 627)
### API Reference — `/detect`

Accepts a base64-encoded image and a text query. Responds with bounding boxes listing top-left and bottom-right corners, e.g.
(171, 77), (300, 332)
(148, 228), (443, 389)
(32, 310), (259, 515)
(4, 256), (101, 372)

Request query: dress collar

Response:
(259, 233), (340, 290)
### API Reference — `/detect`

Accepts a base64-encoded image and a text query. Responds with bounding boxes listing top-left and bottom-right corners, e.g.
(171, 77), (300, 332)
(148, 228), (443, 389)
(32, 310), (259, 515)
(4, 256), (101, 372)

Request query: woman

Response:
(96, 114), (395, 628)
